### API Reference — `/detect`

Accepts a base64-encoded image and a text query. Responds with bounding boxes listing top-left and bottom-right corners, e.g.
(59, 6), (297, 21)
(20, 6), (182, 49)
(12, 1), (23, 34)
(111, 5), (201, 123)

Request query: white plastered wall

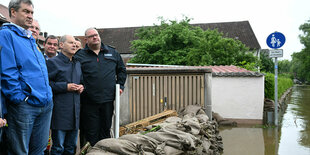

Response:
(212, 76), (264, 120)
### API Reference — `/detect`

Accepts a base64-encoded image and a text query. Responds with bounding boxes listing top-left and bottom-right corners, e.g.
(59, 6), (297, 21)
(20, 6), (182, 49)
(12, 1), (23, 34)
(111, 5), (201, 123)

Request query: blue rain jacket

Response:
(0, 23), (52, 106)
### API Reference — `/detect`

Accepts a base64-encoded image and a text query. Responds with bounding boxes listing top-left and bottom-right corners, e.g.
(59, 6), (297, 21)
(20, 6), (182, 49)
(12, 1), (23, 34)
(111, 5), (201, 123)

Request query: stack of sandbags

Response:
(87, 105), (223, 155)
(212, 112), (237, 127)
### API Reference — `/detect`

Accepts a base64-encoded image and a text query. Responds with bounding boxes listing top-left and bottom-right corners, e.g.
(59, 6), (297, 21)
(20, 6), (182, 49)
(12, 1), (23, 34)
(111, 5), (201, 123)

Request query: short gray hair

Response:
(59, 35), (68, 43)
(84, 27), (97, 36)
(32, 19), (40, 30)
(9, 0), (33, 17)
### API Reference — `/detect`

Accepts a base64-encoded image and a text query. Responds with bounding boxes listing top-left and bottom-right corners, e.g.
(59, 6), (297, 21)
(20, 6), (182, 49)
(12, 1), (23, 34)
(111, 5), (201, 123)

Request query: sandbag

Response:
(182, 115), (201, 135)
(196, 114), (209, 123)
(92, 138), (144, 155)
(145, 128), (199, 151)
(163, 145), (183, 155)
(119, 134), (159, 152)
(87, 105), (223, 155)
(87, 147), (119, 155)
(212, 112), (226, 122)
(163, 116), (182, 123)
(178, 104), (203, 117)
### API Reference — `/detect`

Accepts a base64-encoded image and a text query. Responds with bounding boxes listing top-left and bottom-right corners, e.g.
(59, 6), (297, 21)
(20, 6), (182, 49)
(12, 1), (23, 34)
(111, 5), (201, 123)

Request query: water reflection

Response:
(220, 126), (264, 155)
(290, 86), (310, 147)
(219, 85), (310, 155)
(278, 85), (310, 154)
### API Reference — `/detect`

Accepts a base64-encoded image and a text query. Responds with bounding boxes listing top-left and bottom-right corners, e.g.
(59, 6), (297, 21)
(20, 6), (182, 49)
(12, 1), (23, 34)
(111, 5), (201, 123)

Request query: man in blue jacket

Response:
(75, 28), (126, 146)
(47, 35), (84, 155)
(0, 0), (53, 154)
(0, 45), (8, 155)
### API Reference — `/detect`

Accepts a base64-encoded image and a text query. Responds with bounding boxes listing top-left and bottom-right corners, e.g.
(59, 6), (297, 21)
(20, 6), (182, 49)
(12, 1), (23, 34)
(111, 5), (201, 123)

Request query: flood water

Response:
(219, 85), (310, 155)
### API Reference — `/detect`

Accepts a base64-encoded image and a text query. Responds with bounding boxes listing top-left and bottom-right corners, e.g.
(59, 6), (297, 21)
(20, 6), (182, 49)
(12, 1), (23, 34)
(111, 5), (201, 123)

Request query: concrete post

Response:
(204, 72), (212, 120)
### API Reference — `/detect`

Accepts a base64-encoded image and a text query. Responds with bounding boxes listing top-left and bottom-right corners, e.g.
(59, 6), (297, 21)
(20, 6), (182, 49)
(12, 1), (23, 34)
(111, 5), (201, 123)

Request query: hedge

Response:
(264, 72), (293, 100)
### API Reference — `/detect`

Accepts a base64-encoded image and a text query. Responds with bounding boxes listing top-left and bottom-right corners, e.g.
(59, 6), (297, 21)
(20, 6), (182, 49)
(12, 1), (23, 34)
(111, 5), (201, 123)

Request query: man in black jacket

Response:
(75, 28), (126, 146)
(47, 35), (84, 155)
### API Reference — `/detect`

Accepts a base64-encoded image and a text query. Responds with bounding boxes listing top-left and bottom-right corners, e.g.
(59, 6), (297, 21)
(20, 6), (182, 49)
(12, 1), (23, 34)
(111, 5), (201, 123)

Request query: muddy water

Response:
(219, 85), (310, 155)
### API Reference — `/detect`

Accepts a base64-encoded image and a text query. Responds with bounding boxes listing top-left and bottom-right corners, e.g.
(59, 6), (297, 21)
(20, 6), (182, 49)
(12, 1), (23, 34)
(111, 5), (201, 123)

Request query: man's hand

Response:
(0, 118), (7, 128)
(67, 83), (79, 92)
(67, 83), (84, 94)
(76, 84), (84, 94)
(120, 89), (123, 95)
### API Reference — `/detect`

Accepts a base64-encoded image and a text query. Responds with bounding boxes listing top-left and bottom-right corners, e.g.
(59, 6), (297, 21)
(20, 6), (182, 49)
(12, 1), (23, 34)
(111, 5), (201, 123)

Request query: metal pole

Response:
(114, 84), (120, 138)
(274, 57), (278, 126)
(204, 73), (212, 120)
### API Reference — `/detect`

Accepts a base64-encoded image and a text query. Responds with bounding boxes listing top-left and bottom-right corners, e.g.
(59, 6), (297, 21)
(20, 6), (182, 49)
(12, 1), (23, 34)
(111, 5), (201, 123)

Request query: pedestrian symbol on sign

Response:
(270, 34), (282, 48)
(271, 34), (276, 47)
(266, 32), (285, 49)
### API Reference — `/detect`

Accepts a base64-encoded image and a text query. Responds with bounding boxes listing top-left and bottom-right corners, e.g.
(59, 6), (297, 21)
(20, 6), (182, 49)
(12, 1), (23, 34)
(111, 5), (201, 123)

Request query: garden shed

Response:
(119, 64), (265, 125)
(209, 65), (265, 124)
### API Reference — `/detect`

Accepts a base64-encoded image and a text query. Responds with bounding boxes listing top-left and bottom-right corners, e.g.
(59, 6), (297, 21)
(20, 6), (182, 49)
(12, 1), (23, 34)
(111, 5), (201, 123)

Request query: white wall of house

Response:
(212, 76), (265, 122)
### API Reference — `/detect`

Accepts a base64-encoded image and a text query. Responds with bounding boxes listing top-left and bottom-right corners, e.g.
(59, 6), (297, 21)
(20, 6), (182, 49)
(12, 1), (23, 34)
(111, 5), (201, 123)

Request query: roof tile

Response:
(126, 64), (263, 77)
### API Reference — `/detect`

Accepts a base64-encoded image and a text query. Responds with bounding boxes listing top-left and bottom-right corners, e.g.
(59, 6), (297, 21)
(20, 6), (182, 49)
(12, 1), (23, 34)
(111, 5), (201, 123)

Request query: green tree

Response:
(260, 50), (274, 73)
(278, 59), (291, 74)
(129, 17), (257, 67)
(291, 18), (310, 82)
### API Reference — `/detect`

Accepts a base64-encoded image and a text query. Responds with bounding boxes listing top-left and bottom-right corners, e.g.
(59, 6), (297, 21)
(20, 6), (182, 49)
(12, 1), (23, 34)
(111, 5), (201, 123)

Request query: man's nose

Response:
(27, 13), (33, 19)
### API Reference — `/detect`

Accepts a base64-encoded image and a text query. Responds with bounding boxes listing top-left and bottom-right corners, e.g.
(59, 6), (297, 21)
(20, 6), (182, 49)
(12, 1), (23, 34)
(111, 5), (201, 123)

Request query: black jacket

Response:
(47, 52), (83, 130)
(74, 43), (126, 104)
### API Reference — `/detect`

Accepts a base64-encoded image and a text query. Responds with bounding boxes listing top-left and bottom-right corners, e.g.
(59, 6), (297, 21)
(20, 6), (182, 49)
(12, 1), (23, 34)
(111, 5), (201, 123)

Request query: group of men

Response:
(0, 0), (127, 155)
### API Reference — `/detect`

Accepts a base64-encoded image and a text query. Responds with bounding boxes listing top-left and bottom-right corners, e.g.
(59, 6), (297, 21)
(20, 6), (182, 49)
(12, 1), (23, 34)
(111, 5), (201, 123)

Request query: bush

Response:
(264, 73), (293, 100)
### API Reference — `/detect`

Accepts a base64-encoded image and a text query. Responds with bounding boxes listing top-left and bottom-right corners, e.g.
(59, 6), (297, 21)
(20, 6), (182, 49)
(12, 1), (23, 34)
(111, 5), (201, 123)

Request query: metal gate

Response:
(129, 74), (205, 122)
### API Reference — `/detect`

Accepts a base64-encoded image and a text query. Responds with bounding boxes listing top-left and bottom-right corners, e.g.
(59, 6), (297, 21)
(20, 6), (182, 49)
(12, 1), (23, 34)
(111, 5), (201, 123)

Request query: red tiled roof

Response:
(206, 65), (262, 77)
(206, 65), (251, 73)
(126, 64), (263, 77)
(0, 3), (10, 23)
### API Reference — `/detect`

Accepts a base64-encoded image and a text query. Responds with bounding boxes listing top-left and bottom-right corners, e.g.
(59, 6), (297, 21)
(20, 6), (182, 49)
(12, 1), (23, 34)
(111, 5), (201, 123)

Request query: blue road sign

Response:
(266, 32), (285, 49)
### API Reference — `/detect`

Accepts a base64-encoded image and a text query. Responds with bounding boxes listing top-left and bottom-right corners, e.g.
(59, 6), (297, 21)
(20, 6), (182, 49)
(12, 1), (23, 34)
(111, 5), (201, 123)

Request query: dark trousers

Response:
(51, 129), (78, 155)
(81, 101), (114, 146)
(0, 127), (8, 155)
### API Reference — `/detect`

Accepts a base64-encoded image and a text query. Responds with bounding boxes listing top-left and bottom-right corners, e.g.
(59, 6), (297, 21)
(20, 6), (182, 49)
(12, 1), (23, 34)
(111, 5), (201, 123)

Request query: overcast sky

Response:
(2, 0), (310, 60)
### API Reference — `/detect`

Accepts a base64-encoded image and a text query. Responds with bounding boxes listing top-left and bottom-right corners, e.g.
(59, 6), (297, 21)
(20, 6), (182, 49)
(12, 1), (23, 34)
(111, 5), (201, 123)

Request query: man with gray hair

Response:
(47, 35), (83, 155)
(0, 0), (53, 154)
(29, 19), (40, 40)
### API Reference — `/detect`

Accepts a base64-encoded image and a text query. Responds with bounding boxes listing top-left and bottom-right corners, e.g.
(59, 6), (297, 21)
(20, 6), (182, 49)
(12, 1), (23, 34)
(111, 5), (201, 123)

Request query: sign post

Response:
(266, 32), (285, 126)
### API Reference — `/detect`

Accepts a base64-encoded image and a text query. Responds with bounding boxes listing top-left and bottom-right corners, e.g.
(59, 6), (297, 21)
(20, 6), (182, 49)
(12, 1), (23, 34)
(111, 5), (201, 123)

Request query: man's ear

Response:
(59, 42), (64, 49)
(10, 8), (16, 18)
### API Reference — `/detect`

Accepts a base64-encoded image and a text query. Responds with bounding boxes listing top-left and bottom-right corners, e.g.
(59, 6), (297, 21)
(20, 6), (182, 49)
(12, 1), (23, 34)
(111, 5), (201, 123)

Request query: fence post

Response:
(204, 72), (212, 120)
(114, 84), (120, 138)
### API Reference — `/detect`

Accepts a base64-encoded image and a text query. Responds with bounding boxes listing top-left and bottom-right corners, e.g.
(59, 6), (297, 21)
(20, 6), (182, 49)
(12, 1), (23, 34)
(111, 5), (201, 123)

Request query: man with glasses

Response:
(74, 28), (126, 146)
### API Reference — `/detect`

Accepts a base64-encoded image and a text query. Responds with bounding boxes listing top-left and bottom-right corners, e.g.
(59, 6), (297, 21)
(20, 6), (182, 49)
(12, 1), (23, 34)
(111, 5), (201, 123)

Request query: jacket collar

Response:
(2, 23), (33, 38)
(58, 52), (74, 63)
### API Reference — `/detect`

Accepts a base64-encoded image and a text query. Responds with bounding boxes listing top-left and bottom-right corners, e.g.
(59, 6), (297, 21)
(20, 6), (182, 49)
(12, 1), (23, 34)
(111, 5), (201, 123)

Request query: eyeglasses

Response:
(86, 34), (99, 39)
